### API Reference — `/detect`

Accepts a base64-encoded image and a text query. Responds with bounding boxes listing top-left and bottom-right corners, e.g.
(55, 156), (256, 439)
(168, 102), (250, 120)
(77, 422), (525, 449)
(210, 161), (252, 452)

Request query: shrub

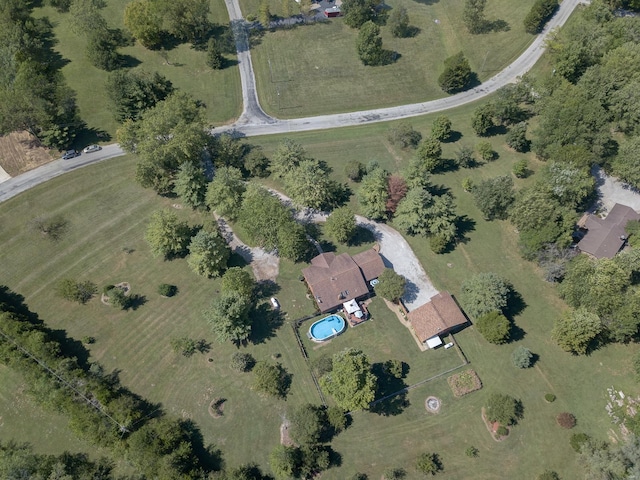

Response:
(465, 446), (479, 458)
(544, 393), (556, 403)
(556, 412), (576, 429)
(570, 432), (591, 452)
(456, 145), (476, 168)
(170, 337), (197, 357)
(230, 352), (256, 372)
(384, 359), (404, 379)
(462, 177), (474, 192)
(55, 279), (97, 304)
(387, 122), (422, 148)
(496, 426), (508, 436)
(476, 311), (511, 344)
(512, 159), (529, 178)
(107, 287), (129, 309)
(416, 452), (443, 475)
(157, 283), (177, 297)
(82, 336), (95, 345)
(327, 405), (347, 432)
(523, 0), (558, 34)
(511, 346), (533, 368)
(431, 116), (452, 142)
(103, 284), (115, 295)
(253, 361), (290, 398)
(506, 122), (530, 152)
(382, 467), (406, 480)
(477, 141), (495, 162)
(537, 470), (560, 480)
(344, 160), (365, 182)
(438, 52), (472, 93)
(485, 393), (520, 426)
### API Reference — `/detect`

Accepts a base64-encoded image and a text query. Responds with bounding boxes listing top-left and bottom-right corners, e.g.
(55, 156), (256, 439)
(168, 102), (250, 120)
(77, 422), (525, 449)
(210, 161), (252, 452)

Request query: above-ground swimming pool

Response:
(309, 314), (346, 342)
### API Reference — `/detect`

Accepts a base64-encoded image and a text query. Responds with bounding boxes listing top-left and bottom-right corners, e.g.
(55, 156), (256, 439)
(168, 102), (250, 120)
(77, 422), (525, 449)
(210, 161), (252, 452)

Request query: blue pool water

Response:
(309, 314), (346, 341)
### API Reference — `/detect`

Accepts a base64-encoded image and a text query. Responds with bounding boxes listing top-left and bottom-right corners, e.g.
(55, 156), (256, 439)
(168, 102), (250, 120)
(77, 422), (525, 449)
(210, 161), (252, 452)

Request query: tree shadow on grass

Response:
(127, 294), (147, 311)
(508, 322), (526, 342)
(182, 418), (225, 472)
(255, 280), (281, 300)
(369, 362), (410, 416)
(49, 329), (91, 369)
(349, 225), (377, 246)
(455, 215), (476, 245)
(505, 289), (527, 318)
(250, 303), (285, 344)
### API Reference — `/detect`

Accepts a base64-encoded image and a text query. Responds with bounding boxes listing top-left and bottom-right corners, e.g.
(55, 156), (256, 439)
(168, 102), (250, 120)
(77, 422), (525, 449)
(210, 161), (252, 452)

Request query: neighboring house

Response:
(407, 292), (468, 349)
(302, 248), (385, 313)
(324, 6), (341, 17)
(577, 203), (640, 259)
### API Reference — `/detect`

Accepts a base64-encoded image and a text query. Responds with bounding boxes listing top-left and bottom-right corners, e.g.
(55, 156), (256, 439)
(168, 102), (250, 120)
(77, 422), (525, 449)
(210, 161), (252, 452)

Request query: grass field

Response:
(32, 0), (242, 145)
(246, 0), (537, 117)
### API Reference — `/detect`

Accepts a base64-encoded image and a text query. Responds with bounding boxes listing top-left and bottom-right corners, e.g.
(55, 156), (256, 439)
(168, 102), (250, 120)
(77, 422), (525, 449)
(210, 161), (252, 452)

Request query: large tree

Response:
(320, 348), (377, 411)
(187, 228), (231, 278)
(611, 136), (640, 190)
(375, 268), (407, 304)
(388, 4), (410, 38)
(342, 0), (382, 28)
(394, 187), (457, 243)
(463, 0), (487, 34)
(284, 159), (344, 210)
(415, 137), (443, 172)
(460, 272), (511, 319)
(475, 310), (511, 344)
(485, 393), (520, 425)
(206, 166), (246, 220)
(357, 168), (389, 220)
(123, 0), (163, 49)
(472, 175), (514, 221)
(271, 139), (308, 179)
(144, 209), (192, 259)
(356, 21), (387, 66)
(438, 52), (472, 93)
(106, 70), (174, 122)
(118, 92), (210, 195)
(552, 308), (603, 355)
(174, 162), (208, 209)
(204, 291), (253, 344)
(324, 206), (357, 244)
(221, 267), (255, 299)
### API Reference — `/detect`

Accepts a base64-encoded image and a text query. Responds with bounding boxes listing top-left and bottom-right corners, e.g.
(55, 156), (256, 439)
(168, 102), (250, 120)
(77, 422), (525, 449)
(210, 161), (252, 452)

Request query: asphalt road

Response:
(0, 0), (582, 203)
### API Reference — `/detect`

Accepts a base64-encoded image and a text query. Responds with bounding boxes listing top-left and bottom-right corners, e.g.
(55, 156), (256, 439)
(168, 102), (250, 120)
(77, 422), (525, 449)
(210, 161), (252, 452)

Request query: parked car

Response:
(83, 144), (101, 153)
(270, 297), (280, 310)
(62, 150), (79, 160)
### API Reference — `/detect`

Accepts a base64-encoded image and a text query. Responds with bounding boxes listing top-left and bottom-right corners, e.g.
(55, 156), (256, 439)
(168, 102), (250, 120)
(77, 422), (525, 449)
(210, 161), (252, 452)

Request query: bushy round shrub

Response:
(230, 352), (256, 372)
(537, 471), (560, 480)
(544, 393), (556, 403)
(570, 432), (591, 452)
(158, 283), (177, 297)
(465, 446), (479, 458)
(496, 426), (508, 436)
(82, 336), (95, 344)
(511, 346), (533, 368)
(103, 284), (115, 294)
(556, 412), (577, 429)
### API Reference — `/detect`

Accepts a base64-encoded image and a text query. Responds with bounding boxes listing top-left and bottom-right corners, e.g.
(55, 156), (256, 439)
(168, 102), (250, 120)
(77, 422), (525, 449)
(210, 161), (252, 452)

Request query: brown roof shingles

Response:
(578, 204), (640, 259)
(352, 249), (386, 282)
(407, 292), (467, 343)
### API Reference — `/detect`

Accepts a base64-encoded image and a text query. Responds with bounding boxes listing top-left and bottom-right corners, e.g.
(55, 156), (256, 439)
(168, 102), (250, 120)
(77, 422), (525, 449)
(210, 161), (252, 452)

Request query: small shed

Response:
(407, 292), (468, 348)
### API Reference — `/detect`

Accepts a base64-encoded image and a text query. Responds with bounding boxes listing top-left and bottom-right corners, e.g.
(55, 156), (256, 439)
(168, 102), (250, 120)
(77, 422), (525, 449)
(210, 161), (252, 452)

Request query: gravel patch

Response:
(593, 166), (640, 214)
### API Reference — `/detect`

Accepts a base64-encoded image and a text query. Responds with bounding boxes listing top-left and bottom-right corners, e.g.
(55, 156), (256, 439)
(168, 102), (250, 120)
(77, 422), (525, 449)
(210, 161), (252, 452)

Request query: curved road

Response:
(0, 0), (582, 203)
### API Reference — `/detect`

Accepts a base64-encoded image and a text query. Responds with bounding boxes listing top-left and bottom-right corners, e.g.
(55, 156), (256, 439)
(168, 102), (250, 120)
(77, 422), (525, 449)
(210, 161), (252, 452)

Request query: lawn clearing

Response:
(248, 0), (537, 117)
(32, 0), (241, 144)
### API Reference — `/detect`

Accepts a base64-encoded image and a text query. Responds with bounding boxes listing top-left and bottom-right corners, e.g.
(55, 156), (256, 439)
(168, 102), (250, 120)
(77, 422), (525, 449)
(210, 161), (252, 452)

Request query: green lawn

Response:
(32, 0), (242, 145)
(246, 0), (536, 117)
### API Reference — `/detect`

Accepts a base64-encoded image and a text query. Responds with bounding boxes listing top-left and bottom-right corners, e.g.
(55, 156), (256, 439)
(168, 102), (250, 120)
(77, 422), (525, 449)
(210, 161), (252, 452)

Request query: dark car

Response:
(62, 150), (79, 160)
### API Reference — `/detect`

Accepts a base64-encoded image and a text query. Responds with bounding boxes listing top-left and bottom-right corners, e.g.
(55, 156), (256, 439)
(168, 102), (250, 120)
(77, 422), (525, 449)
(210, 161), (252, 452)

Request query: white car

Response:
(83, 145), (102, 153)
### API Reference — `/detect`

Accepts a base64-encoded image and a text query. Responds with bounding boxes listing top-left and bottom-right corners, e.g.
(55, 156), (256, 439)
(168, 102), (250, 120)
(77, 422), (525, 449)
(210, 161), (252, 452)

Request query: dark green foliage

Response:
(206, 166), (246, 220)
(86, 29), (121, 71)
(511, 346), (533, 368)
(552, 308), (603, 355)
(311, 354), (333, 377)
(384, 359), (404, 379)
(626, 220), (640, 248)
(357, 168), (389, 220)
(145, 209), (192, 259)
(211, 133), (247, 170)
(325, 207), (357, 244)
(612, 136), (640, 190)
(170, 336), (197, 356)
(174, 161), (208, 209)
(244, 148), (271, 178)
(571, 432), (591, 452)
(356, 21), (388, 66)
(415, 137), (443, 172)
(204, 292), (253, 344)
(253, 361), (290, 398)
(387, 122), (422, 148)
(207, 37), (224, 69)
(512, 159), (529, 178)
(289, 403), (327, 445)
(545, 393), (556, 402)
(476, 311), (511, 344)
(471, 175), (514, 221)
(438, 52), (472, 93)
(344, 160), (365, 181)
(485, 393), (520, 425)
(187, 228), (231, 278)
(431, 116), (452, 141)
(284, 158), (347, 210)
(471, 104), (496, 136)
(105, 70), (174, 122)
(320, 348), (377, 410)
(342, 0), (383, 28)
(157, 283), (177, 297)
(82, 335), (95, 344)
(455, 145), (476, 168)
(375, 268), (407, 303)
(634, 351), (640, 380)
(556, 412), (577, 429)
(462, 0), (487, 33)
(524, 0), (558, 34)
(388, 4), (410, 37)
(496, 426), (509, 436)
(416, 452), (443, 475)
(230, 352), (256, 372)
(476, 141), (495, 162)
(55, 279), (97, 304)
(351, 474), (369, 480)
(221, 267), (255, 299)
(461, 272), (511, 318)
(326, 405), (347, 432)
